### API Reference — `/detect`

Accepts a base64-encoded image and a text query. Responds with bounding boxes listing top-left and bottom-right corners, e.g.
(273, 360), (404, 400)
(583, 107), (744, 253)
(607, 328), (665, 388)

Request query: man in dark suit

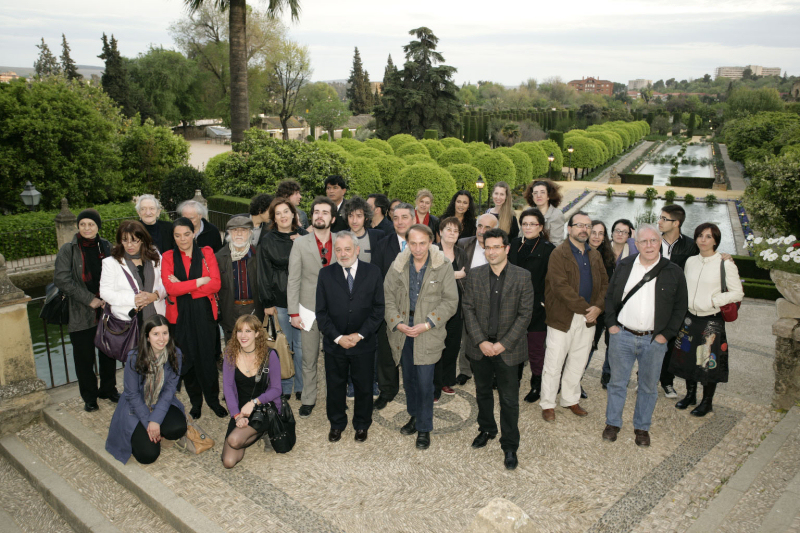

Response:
(454, 213), (499, 385)
(371, 203), (415, 410)
(462, 228), (533, 470)
(316, 231), (385, 443)
(325, 175), (349, 233)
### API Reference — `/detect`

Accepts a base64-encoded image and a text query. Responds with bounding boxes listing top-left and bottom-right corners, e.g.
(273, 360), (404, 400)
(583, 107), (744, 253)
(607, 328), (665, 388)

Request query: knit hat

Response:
(77, 209), (102, 230)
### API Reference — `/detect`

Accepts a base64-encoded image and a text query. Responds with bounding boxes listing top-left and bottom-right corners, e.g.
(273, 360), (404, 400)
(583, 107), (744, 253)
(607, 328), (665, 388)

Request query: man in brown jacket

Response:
(540, 211), (608, 422)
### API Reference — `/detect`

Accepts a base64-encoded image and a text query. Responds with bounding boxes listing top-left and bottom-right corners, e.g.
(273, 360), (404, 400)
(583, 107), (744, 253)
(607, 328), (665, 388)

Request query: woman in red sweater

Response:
(161, 217), (226, 419)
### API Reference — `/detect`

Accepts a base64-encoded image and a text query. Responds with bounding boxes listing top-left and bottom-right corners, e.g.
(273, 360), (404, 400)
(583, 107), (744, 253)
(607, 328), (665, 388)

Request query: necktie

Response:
(346, 267), (354, 293)
(401, 240), (406, 251)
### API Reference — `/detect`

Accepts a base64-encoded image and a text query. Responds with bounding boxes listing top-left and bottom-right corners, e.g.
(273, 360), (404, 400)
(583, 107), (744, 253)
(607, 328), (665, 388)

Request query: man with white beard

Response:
(215, 216), (265, 343)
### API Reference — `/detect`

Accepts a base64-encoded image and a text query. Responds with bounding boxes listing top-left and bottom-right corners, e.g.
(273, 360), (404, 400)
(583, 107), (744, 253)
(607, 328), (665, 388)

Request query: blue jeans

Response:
(605, 329), (668, 431)
(400, 330), (435, 433)
(277, 307), (303, 395)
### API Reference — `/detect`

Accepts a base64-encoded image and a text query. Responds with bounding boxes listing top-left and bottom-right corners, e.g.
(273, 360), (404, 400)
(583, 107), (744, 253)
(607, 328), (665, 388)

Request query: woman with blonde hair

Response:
(221, 314), (282, 468)
(486, 181), (519, 240)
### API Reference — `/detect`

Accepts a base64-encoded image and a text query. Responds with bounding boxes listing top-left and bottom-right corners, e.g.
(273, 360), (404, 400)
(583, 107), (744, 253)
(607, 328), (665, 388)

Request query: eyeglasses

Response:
(121, 238), (142, 245)
(521, 223), (541, 228)
(571, 223), (591, 230)
(659, 216), (677, 223)
(613, 229), (630, 235)
(321, 248), (328, 265)
(637, 238), (661, 247)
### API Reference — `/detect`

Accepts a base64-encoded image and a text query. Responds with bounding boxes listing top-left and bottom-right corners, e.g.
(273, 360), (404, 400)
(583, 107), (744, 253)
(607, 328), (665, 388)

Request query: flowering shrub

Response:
(746, 235), (800, 274)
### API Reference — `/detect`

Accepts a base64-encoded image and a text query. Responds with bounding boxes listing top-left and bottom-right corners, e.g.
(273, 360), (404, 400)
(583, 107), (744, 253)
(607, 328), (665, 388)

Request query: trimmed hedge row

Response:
(620, 173), (654, 185)
(668, 176), (715, 189)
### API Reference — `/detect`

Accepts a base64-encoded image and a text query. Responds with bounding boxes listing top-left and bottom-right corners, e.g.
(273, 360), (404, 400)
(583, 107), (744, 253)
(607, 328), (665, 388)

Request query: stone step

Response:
(0, 453), (76, 533)
(15, 421), (175, 532)
(757, 468), (800, 533)
(43, 404), (226, 533)
(0, 434), (120, 533)
(686, 406), (800, 533)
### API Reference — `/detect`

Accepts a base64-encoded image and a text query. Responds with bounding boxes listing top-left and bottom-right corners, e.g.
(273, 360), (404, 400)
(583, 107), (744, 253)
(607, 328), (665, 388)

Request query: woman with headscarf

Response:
(161, 217), (225, 420)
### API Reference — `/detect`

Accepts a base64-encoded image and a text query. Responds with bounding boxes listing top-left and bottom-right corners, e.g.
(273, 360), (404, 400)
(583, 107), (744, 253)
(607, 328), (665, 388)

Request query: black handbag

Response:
(39, 282), (69, 325)
(248, 351), (296, 453)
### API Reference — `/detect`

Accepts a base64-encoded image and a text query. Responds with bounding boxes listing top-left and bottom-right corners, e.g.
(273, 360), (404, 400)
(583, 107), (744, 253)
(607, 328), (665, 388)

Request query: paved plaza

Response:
(0, 297), (789, 532)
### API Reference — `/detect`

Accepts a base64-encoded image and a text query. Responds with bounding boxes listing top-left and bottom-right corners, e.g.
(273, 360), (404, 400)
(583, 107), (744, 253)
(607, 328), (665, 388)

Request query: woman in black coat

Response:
(257, 198), (308, 401)
(508, 208), (555, 403)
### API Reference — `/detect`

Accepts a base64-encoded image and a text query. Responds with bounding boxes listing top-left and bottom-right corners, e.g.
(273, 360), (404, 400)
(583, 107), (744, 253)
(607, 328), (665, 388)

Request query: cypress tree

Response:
(347, 47), (374, 114)
(60, 34), (82, 81)
(33, 38), (60, 77)
(98, 33), (134, 117)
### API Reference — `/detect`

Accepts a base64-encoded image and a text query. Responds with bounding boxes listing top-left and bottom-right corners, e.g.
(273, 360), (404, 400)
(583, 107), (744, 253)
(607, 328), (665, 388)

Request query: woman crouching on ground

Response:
(222, 314), (282, 468)
(106, 315), (187, 464)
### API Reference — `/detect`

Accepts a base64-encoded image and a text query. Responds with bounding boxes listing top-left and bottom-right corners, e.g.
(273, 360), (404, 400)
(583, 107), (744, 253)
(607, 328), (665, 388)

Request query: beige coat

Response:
(384, 245), (458, 366)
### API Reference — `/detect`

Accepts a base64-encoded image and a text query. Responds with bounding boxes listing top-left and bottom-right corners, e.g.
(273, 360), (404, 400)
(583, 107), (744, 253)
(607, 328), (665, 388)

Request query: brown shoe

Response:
(634, 429), (650, 447)
(602, 425), (620, 442)
(542, 408), (555, 422)
(566, 404), (588, 417)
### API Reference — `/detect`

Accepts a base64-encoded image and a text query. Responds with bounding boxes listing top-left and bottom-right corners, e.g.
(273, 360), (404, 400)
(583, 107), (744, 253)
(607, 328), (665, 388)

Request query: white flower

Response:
(754, 237), (763, 244)
(794, 256), (800, 263)
(786, 235), (796, 242)
(767, 238), (777, 244)
(788, 247), (795, 253)
(783, 255), (791, 262)
(747, 234), (754, 241)
(770, 253), (780, 261)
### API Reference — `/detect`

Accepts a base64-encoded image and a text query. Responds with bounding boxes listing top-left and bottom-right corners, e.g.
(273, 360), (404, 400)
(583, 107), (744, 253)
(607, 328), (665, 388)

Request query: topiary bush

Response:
(495, 147), (533, 183)
(363, 138), (394, 155)
(352, 147), (387, 159)
(388, 163), (457, 215)
(464, 141), (491, 157)
(204, 151), (234, 194)
(374, 155), (407, 190)
(420, 139), (445, 160)
(423, 129), (438, 140)
(684, 193), (695, 204)
(347, 157), (383, 198)
(335, 137), (363, 153)
(401, 153), (435, 166)
(471, 150), (517, 191)
(512, 142), (549, 178)
(539, 139), (565, 174)
(644, 187), (658, 201)
(395, 142), (429, 158)
(445, 163), (482, 199)
(160, 166), (212, 213)
(437, 147), (473, 167)
(664, 190), (677, 203)
(387, 133), (418, 153)
(548, 130), (565, 150)
(704, 194), (717, 206)
(627, 189), (637, 199)
(440, 137), (464, 149)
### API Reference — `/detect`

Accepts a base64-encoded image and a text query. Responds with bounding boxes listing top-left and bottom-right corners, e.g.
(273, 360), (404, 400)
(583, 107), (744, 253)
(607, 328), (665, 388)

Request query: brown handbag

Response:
(175, 415), (214, 454)
(265, 315), (295, 380)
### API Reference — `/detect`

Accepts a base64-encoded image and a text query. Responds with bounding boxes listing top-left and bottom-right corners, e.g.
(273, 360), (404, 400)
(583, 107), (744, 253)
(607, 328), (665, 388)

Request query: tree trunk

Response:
(229, 0), (248, 144)
(282, 119), (289, 141)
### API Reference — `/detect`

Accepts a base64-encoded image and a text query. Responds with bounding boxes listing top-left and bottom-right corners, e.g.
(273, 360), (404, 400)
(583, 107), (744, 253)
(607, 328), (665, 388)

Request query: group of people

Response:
(52, 174), (743, 471)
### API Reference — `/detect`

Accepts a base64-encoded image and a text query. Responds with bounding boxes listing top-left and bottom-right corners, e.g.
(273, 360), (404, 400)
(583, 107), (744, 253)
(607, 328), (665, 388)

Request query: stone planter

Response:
(771, 269), (800, 306)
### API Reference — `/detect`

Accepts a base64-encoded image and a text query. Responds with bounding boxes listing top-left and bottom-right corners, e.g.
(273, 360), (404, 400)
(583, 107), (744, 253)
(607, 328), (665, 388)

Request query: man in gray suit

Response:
(288, 197), (338, 417)
(462, 228), (533, 470)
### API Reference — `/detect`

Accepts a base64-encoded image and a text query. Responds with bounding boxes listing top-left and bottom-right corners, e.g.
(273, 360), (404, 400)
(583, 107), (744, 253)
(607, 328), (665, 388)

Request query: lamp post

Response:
(547, 152), (555, 177)
(567, 145), (574, 181)
(20, 181), (42, 212)
(476, 175), (485, 213)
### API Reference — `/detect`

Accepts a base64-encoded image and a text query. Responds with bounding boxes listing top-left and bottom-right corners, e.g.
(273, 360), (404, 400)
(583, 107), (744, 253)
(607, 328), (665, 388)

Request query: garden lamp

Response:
(476, 175), (485, 212)
(567, 146), (574, 180)
(20, 181), (42, 211)
(548, 153), (555, 175)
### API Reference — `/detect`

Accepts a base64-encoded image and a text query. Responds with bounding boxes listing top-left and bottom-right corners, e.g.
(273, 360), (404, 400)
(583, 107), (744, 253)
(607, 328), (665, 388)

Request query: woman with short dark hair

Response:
(523, 179), (565, 245)
(610, 219), (638, 264)
(669, 222), (744, 416)
(106, 315), (186, 464)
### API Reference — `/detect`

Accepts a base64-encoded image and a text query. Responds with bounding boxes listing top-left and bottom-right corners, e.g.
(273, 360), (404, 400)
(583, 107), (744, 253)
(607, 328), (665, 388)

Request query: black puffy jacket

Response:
(257, 227), (307, 308)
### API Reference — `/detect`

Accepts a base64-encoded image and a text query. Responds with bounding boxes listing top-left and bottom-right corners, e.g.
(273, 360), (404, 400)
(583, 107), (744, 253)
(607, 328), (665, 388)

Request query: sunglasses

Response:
(321, 247), (328, 265)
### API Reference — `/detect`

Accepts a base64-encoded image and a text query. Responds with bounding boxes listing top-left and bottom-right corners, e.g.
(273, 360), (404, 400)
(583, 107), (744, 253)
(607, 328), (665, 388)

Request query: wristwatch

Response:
(252, 398), (260, 406)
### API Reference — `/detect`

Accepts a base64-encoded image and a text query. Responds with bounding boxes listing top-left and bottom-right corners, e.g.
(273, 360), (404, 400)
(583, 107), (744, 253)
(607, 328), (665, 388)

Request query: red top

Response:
(315, 233), (332, 267)
(416, 212), (430, 226)
(161, 246), (221, 324)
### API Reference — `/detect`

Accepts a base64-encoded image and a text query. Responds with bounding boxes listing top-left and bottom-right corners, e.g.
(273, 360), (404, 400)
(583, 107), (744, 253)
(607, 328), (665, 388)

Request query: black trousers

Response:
(69, 325), (117, 403)
(182, 365), (222, 411)
(376, 321), (399, 401)
(325, 350), (374, 430)
(130, 405), (187, 464)
(471, 355), (520, 452)
(434, 312), (463, 396)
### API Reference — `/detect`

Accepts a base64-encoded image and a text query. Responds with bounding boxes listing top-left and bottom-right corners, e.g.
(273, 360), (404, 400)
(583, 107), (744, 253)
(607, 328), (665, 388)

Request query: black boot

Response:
(690, 383), (716, 417)
(524, 374), (541, 403)
(676, 380), (697, 410)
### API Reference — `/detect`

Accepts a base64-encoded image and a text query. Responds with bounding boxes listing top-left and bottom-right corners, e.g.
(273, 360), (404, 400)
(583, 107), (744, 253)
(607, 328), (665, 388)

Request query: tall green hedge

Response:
(548, 130), (565, 150)
(423, 129), (439, 140)
(619, 173), (654, 185)
(208, 195), (251, 217)
(388, 163), (456, 215)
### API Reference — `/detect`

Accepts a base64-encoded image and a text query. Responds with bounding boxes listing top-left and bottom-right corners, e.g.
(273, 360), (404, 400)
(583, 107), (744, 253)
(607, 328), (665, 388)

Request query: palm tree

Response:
(184, 0), (300, 143)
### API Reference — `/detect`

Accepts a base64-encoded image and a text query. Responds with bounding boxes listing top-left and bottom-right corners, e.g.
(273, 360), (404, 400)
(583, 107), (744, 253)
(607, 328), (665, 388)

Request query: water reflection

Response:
(639, 144), (714, 186)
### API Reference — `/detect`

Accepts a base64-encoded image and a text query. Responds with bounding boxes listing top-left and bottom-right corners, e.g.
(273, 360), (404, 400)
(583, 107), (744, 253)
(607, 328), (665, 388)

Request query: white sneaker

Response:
(663, 384), (678, 398)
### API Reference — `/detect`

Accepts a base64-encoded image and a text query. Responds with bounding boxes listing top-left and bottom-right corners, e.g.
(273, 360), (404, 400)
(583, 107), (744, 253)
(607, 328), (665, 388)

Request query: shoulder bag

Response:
(265, 315), (295, 380)
(39, 282), (69, 325)
(249, 354), (296, 453)
(719, 261), (741, 322)
(94, 267), (139, 362)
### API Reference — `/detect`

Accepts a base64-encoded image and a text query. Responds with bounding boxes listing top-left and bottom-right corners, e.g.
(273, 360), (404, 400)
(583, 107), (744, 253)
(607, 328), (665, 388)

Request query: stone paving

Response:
(21, 297), (781, 533)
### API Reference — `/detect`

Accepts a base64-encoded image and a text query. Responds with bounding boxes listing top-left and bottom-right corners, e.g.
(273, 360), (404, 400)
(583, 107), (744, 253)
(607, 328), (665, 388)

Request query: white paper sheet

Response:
(298, 303), (316, 332)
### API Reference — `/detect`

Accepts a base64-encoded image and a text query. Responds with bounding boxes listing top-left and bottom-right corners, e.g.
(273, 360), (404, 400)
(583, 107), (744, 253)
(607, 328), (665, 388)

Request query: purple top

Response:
(223, 349), (282, 417)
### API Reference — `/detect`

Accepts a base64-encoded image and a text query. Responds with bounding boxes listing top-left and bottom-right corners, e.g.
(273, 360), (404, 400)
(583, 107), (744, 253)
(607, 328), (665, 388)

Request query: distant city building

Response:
(567, 76), (614, 97)
(0, 71), (19, 83)
(714, 65), (782, 79)
(627, 79), (652, 91)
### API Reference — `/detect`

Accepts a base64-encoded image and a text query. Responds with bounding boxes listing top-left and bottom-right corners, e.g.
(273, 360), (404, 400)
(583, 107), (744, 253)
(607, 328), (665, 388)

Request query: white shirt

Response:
(661, 236), (676, 260)
(617, 255), (659, 332)
(471, 241), (488, 270)
(397, 234), (407, 252)
(334, 261), (364, 345)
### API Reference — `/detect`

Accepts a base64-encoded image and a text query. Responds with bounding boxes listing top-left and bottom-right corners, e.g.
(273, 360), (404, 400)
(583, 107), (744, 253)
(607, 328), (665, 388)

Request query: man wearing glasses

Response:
(602, 224), (687, 447)
(657, 205), (699, 399)
(288, 197), (339, 418)
(540, 212), (608, 422)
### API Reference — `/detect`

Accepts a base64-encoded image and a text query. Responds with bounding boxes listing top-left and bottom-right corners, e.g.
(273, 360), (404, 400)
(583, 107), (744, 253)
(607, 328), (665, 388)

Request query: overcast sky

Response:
(3, 0), (799, 85)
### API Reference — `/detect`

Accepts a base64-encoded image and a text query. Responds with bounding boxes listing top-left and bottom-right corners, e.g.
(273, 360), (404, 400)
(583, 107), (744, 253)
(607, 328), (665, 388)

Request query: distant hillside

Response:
(0, 65), (105, 79)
